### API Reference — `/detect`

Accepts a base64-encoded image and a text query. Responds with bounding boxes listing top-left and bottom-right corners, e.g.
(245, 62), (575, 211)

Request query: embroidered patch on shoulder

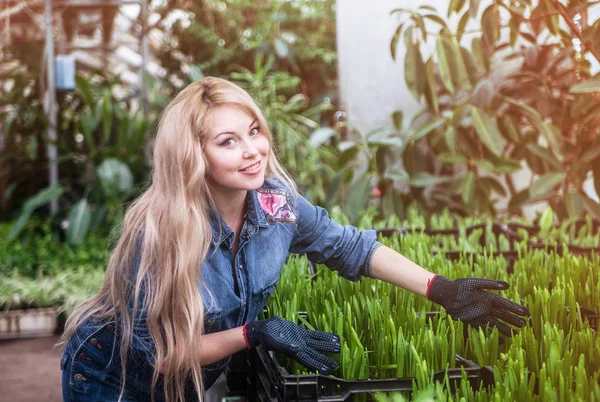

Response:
(256, 188), (297, 223)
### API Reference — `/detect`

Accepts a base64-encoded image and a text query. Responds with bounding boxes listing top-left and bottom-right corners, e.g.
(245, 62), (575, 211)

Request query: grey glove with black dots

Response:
(244, 316), (341, 374)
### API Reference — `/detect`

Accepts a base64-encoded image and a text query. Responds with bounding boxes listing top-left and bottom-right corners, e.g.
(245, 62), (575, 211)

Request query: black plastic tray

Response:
(247, 347), (494, 402)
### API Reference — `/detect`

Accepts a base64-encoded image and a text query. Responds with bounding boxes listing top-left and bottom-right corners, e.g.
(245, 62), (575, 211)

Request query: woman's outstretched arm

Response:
(369, 245), (435, 295)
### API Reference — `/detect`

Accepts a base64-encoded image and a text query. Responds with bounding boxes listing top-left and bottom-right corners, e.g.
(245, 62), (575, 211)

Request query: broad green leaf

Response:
(424, 58), (439, 114)
(456, 11), (470, 43)
(423, 14), (448, 28)
(461, 47), (480, 85)
(564, 190), (584, 218)
(530, 173), (563, 199)
(480, 176), (506, 196)
(325, 166), (351, 208)
(436, 36), (455, 93)
(67, 199), (92, 246)
(462, 171), (475, 203)
(509, 188), (530, 211)
(471, 37), (488, 73)
(309, 127), (336, 147)
(498, 115), (521, 143)
(482, 5), (499, 46)
(96, 158), (134, 197)
(525, 144), (562, 171)
(409, 172), (452, 187)
(274, 39), (289, 58)
(347, 171), (371, 223)
(385, 170), (410, 182)
(448, 36), (472, 90)
(75, 74), (94, 106)
(471, 107), (504, 156)
(448, 0), (467, 17)
(368, 137), (403, 148)
(410, 118), (446, 141)
(438, 152), (467, 164)
(187, 64), (204, 81)
(444, 126), (457, 154)
(7, 185), (65, 242)
(476, 157), (521, 174)
(392, 110), (403, 130)
(570, 80), (600, 93)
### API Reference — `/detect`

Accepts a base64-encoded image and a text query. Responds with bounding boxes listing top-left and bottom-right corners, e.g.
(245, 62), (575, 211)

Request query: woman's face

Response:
(204, 105), (270, 198)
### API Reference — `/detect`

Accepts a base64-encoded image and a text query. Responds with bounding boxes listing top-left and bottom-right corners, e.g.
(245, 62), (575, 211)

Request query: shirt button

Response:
(74, 374), (85, 382)
(244, 301), (248, 307)
(79, 353), (87, 361)
(239, 265), (244, 270)
(89, 338), (99, 347)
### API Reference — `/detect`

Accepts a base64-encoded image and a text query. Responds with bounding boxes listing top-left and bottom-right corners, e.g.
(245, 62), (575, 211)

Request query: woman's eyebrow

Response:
(215, 120), (258, 137)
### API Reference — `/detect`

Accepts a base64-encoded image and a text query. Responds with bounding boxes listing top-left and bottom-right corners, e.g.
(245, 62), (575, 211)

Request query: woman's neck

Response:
(211, 189), (247, 228)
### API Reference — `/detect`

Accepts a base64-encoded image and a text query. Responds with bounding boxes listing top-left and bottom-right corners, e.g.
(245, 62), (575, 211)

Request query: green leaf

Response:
(438, 152), (467, 164)
(67, 199), (92, 246)
(423, 14), (448, 28)
(96, 158), (134, 197)
(571, 80), (600, 93)
(309, 127), (337, 147)
(530, 173), (563, 199)
(564, 190), (584, 218)
(187, 64), (204, 81)
(392, 111), (403, 130)
(482, 5), (499, 45)
(539, 205), (554, 237)
(471, 107), (504, 156)
(509, 188), (530, 211)
(436, 36), (455, 93)
(410, 118), (446, 141)
(409, 172), (452, 187)
(390, 23), (405, 60)
(424, 57), (439, 114)
(347, 172), (371, 223)
(75, 74), (94, 106)
(101, 89), (113, 143)
(525, 144), (562, 171)
(444, 126), (457, 154)
(462, 171), (475, 203)
(7, 185), (65, 242)
(471, 37), (488, 73)
(480, 176), (506, 196)
(274, 39), (289, 58)
(498, 115), (521, 143)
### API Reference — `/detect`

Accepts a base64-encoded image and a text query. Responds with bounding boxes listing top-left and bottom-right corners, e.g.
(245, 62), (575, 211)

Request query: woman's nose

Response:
(242, 141), (258, 158)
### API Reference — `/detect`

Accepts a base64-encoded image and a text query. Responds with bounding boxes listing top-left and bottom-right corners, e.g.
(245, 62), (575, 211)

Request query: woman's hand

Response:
(426, 275), (530, 336)
(244, 316), (341, 374)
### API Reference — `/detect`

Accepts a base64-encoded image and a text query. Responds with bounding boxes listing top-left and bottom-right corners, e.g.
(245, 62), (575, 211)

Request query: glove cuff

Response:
(426, 275), (455, 305)
(242, 323), (252, 349)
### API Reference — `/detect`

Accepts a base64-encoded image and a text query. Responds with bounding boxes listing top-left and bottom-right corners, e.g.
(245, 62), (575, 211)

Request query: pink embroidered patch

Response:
(258, 192), (286, 216)
(256, 190), (297, 222)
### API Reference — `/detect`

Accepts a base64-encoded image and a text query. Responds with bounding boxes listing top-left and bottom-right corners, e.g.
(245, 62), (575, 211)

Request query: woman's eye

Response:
(250, 127), (260, 136)
(220, 138), (236, 147)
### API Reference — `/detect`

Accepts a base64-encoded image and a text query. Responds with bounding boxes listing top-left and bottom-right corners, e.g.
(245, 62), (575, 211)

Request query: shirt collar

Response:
(210, 190), (268, 247)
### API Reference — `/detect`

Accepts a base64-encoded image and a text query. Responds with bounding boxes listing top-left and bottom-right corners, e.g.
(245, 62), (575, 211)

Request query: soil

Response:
(0, 335), (63, 402)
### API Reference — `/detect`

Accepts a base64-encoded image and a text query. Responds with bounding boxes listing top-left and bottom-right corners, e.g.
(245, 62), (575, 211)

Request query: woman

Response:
(60, 77), (529, 402)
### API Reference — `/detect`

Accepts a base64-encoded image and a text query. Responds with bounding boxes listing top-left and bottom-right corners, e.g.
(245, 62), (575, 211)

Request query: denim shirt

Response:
(61, 177), (381, 400)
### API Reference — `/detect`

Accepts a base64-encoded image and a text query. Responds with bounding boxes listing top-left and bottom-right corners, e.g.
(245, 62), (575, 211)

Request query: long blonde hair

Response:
(61, 77), (296, 402)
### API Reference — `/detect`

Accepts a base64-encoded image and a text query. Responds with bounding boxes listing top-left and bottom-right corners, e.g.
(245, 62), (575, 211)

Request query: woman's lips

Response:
(239, 160), (261, 174)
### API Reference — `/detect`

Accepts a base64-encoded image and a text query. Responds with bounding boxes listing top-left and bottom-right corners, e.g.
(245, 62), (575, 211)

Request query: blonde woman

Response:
(60, 77), (529, 402)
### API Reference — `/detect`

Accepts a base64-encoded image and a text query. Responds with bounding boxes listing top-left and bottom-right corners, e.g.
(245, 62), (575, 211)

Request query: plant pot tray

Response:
(0, 307), (59, 339)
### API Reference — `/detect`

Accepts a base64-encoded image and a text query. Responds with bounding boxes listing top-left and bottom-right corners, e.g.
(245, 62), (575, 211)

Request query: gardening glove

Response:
(243, 316), (341, 374)
(426, 275), (530, 337)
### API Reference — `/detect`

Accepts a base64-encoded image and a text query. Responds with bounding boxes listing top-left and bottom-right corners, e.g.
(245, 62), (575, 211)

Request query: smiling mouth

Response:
(239, 160), (261, 171)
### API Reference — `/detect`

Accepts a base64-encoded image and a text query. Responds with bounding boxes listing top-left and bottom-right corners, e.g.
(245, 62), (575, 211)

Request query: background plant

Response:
(390, 0), (600, 219)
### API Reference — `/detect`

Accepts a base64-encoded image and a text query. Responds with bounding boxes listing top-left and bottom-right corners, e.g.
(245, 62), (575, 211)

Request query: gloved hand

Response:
(243, 316), (341, 374)
(426, 275), (530, 336)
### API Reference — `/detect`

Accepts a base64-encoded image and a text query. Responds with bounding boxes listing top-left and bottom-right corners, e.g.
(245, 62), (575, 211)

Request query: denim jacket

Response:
(61, 177), (381, 401)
